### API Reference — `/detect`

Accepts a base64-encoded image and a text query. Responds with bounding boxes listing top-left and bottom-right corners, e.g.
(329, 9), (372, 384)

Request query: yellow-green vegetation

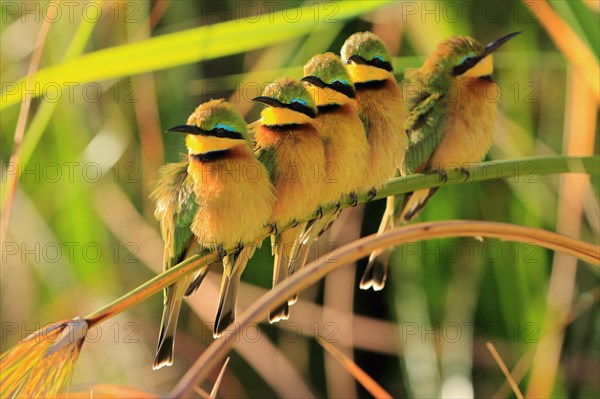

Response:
(1, 1), (598, 398)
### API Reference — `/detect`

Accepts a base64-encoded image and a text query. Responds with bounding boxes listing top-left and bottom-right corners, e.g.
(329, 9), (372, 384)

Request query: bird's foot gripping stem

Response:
(216, 245), (227, 261)
(312, 207), (323, 220)
(367, 188), (377, 201)
(459, 167), (471, 181)
(348, 192), (358, 207)
(437, 170), (448, 183)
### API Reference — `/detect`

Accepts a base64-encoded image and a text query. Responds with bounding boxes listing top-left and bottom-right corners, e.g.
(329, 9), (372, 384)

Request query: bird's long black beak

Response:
(252, 96), (284, 108)
(482, 31), (522, 58)
(301, 75), (327, 88)
(167, 125), (207, 135)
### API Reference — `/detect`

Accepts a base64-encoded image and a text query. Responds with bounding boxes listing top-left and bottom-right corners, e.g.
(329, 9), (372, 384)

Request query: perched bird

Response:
(285, 52), (370, 300)
(340, 31), (408, 291)
(152, 99), (274, 369)
(252, 77), (327, 323)
(359, 32), (523, 285)
(400, 32), (522, 220)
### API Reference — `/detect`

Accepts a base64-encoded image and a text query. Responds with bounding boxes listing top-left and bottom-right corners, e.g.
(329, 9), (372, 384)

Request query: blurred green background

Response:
(1, 1), (598, 397)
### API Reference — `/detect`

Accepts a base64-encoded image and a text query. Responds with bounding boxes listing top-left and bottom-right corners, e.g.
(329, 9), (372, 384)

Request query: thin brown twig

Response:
(524, 0), (599, 101)
(169, 220), (599, 398)
(485, 342), (524, 399)
(493, 287), (600, 399)
(209, 357), (230, 399)
(318, 337), (392, 399)
(0, 1), (58, 253)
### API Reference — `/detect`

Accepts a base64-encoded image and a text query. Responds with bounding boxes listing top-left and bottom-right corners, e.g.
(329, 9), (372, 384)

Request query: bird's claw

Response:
(367, 188), (377, 201)
(291, 219), (301, 228)
(334, 201), (341, 212)
(438, 171), (448, 183)
(460, 167), (470, 181)
(269, 223), (278, 235)
(216, 245), (227, 260)
(313, 207), (323, 220)
(348, 192), (358, 207)
(235, 242), (244, 253)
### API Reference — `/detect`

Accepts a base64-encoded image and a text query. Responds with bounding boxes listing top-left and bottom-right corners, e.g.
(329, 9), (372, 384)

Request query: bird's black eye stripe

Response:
(285, 101), (317, 118)
(328, 81), (356, 98)
(210, 128), (244, 140)
(289, 101), (304, 112)
(452, 56), (479, 76)
(368, 58), (393, 72)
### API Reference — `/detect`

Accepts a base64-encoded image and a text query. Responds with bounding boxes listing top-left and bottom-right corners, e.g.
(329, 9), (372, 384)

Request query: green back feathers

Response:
(341, 31), (393, 65)
(151, 161), (199, 266)
(303, 52), (354, 88)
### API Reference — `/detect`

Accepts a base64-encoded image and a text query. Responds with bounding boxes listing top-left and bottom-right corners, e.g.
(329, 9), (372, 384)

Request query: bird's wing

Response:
(247, 120), (260, 146)
(255, 144), (279, 185)
(151, 161), (200, 270)
(403, 91), (446, 175)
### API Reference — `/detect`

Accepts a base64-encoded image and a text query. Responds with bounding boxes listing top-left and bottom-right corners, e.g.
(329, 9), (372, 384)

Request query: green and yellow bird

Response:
(152, 99), (274, 369)
(284, 52), (370, 300)
(252, 77), (327, 323)
(340, 31), (408, 291)
(399, 32), (521, 220)
(364, 32), (522, 284)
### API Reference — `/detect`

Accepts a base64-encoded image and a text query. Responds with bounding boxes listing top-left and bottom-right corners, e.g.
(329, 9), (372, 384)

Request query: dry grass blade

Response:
(485, 342), (524, 399)
(209, 357), (230, 399)
(493, 287), (600, 398)
(0, 0), (57, 250)
(0, 317), (88, 398)
(318, 337), (392, 399)
(59, 384), (158, 398)
(525, 0), (600, 101)
(527, 57), (598, 397)
(193, 386), (211, 399)
(170, 220), (599, 398)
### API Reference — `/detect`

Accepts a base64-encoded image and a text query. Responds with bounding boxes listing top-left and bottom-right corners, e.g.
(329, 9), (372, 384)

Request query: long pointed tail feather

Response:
(286, 216), (334, 305)
(184, 266), (210, 297)
(269, 227), (300, 323)
(153, 280), (187, 369)
(360, 196), (396, 290)
(214, 249), (254, 337)
(214, 272), (239, 337)
(360, 247), (391, 291)
(399, 188), (438, 222)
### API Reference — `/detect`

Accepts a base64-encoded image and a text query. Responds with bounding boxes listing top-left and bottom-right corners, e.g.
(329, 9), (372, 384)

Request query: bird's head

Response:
(412, 32), (521, 89)
(252, 77), (317, 126)
(341, 31), (394, 84)
(168, 99), (249, 155)
(301, 52), (356, 107)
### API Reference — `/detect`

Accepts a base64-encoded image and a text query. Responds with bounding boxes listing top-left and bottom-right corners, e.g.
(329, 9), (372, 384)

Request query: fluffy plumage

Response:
(153, 99), (274, 368)
(253, 77), (327, 322)
(341, 32), (408, 291)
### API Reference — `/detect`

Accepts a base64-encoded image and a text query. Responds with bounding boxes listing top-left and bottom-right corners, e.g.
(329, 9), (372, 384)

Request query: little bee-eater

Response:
(400, 32), (521, 221)
(252, 77), (327, 323)
(285, 52), (370, 299)
(152, 99), (274, 369)
(340, 31), (408, 291)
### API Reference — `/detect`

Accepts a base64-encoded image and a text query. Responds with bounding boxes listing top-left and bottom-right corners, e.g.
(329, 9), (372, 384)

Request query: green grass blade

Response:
(1, 1), (395, 110)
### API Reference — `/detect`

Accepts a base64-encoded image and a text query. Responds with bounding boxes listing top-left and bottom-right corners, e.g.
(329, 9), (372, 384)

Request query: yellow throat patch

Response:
(260, 106), (313, 126)
(304, 84), (352, 107)
(462, 54), (494, 78)
(346, 63), (392, 83)
(186, 134), (243, 154)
